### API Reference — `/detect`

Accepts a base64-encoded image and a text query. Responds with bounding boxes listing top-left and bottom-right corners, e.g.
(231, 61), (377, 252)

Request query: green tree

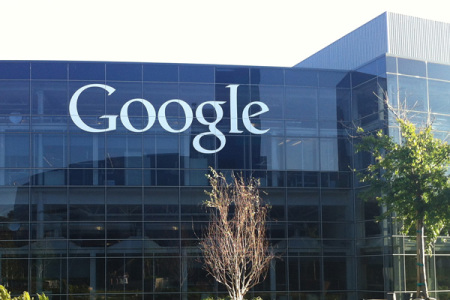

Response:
(0, 285), (48, 300)
(357, 118), (450, 300)
(200, 169), (274, 300)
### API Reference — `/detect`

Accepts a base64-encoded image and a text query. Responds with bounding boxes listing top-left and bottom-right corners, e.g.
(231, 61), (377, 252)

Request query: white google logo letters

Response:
(69, 84), (270, 154)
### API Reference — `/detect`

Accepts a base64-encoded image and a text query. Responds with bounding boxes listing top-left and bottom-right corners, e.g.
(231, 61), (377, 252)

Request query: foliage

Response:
(357, 118), (450, 299)
(357, 119), (450, 250)
(0, 285), (49, 300)
(200, 168), (274, 300)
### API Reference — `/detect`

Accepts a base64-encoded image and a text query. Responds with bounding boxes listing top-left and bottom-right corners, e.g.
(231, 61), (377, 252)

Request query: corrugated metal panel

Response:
(387, 12), (450, 65)
(295, 12), (389, 70)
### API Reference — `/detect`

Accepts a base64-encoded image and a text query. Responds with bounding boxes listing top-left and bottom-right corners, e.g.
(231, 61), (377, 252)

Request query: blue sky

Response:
(2, 0), (449, 67)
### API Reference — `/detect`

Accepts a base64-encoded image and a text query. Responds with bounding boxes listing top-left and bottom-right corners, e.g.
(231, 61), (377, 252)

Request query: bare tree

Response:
(200, 169), (274, 300)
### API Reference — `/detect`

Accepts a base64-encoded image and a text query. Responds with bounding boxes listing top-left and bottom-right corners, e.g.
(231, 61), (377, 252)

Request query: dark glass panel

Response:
(30, 187), (67, 222)
(217, 135), (250, 170)
(215, 67), (249, 84)
(181, 169), (210, 186)
(180, 187), (208, 221)
(68, 169), (104, 186)
(352, 71), (376, 88)
(285, 87), (318, 121)
(69, 187), (104, 221)
(428, 62), (450, 81)
(31, 80), (68, 115)
(69, 62), (105, 80)
(285, 69), (318, 87)
(318, 88), (337, 121)
(0, 187), (29, 222)
(156, 135), (179, 168)
(33, 134), (67, 168)
(105, 134), (143, 168)
(106, 63), (142, 81)
(106, 187), (142, 222)
(287, 190), (319, 221)
(180, 135), (215, 169)
(0, 80), (30, 115)
(319, 71), (350, 88)
(260, 188), (285, 221)
(288, 257), (321, 290)
(106, 222), (141, 239)
(156, 169), (179, 186)
(105, 257), (143, 293)
(179, 65), (214, 83)
(429, 79), (450, 115)
(143, 64), (178, 82)
(0, 169), (30, 186)
(69, 133), (105, 168)
(68, 221), (105, 239)
(31, 169), (67, 186)
(145, 222), (179, 240)
(397, 58), (426, 77)
(250, 67), (284, 85)
(143, 256), (180, 292)
(321, 172), (351, 188)
(4, 133), (30, 167)
(0, 62), (29, 79)
(0, 257), (29, 293)
(31, 62), (67, 80)
(323, 257), (348, 290)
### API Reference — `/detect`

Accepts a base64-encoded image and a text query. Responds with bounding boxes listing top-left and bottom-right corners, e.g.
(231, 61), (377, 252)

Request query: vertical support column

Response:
(90, 252), (96, 300)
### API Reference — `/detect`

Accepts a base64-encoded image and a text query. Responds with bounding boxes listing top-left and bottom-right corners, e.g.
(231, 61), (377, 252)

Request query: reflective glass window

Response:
(287, 189), (319, 222)
(320, 138), (338, 171)
(386, 56), (397, 73)
(252, 135), (285, 170)
(144, 187), (178, 221)
(180, 65), (214, 83)
(428, 62), (450, 81)
(0, 62), (30, 79)
(143, 64), (178, 82)
(0, 187), (29, 222)
(106, 187), (142, 221)
(69, 187), (104, 221)
(31, 62), (67, 80)
(215, 67), (249, 84)
(31, 187), (67, 222)
(250, 68), (284, 85)
(0, 80), (30, 115)
(429, 80), (450, 115)
(285, 87), (318, 120)
(33, 134), (67, 168)
(286, 138), (319, 171)
(69, 133), (105, 168)
(398, 76), (428, 111)
(105, 134), (143, 168)
(31, 81), (68, 115)
(397, 58), (426, 77)
(4, 133), (30, 167)
(106, 63), (142, 81)
(250, 85), (283, 119)
(318, 88), (337, 121)
(285, 69), (318, 87)
(319, 71), (350, 88)
(69, 62), (105, 80)
(156, 135), (179, 168)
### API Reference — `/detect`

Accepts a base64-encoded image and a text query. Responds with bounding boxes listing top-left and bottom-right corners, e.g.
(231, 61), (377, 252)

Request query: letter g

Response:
(69, 84), (118, 132)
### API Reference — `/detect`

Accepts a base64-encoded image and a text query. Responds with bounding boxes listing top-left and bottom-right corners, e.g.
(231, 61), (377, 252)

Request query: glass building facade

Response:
(0, 13), (450, 300)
